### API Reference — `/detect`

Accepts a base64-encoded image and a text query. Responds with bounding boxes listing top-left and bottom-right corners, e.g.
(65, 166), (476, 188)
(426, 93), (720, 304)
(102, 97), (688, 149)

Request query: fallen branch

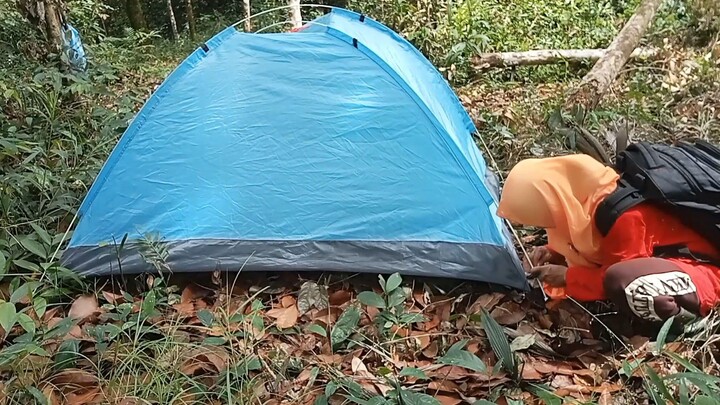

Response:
(473, 47), (658, 69)
(564, 0), (664, 110)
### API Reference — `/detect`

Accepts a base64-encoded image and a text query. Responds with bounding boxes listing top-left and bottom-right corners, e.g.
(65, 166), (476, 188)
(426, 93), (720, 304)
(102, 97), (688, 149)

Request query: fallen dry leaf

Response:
(328, 290), (352, 306)
(490, 301), (525, 325)
(267, 305), (299, 329)
(281, 295), (296, 308)
(423, 341), (439, 358)
(180, 347), (229, 376)
(437, 394), (462, 405)
(68, 295), (99, 321)
(101, 291), (124, 305)
(46, 368), (100, 404)
(181, 283), (209, 304)
(468, 292), (504, 313)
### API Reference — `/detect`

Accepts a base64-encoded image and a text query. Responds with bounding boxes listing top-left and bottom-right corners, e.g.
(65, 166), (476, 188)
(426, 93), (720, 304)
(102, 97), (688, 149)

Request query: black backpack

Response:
(595, 140), (720, 261)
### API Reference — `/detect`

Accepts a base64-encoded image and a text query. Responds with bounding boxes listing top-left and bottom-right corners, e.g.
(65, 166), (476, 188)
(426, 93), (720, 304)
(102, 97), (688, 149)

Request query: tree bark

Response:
(18, 0), (65, 52)
(243, 0), (252, 31)
(288, 0), (302, 29)
(166, 0), (179, 40)
(473, 47), (658, 69)
(125, 0), (147, 30)
(564, 0), (664, 110)
(186, 0), (196, 40)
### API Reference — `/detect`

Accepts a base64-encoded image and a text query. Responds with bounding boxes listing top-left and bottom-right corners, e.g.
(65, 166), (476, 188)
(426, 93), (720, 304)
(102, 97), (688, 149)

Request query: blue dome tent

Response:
(61, 8), (528, 291)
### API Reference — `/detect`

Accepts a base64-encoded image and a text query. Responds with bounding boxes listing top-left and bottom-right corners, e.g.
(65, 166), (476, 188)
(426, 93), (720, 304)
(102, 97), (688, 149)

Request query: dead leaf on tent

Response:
(267, 305), (300, 329)
(490, 301), (525, 325)
(68, 295), (99, 321)
(101, 291), (125, 305)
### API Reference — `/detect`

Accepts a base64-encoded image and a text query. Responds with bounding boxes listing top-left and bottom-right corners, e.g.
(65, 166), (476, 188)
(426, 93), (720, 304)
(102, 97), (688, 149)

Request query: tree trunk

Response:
(166, 0), (179, 40)
(186, 0), (196, 40)
(473, 47), (658, 69)
(18, 0), (65, 52)
(564, 0), (664, 110)
(125, 0), (147, 30)
(243, 0), (252, 31)
(288, 0), (302, 29)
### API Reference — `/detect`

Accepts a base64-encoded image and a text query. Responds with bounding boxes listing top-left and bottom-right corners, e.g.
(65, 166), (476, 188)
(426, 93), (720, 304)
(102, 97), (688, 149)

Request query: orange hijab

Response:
(497, 154), (619, 272)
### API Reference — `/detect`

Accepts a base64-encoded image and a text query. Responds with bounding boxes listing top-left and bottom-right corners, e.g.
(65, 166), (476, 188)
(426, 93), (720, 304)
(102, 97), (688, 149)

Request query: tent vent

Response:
(359, 14), (366, 22)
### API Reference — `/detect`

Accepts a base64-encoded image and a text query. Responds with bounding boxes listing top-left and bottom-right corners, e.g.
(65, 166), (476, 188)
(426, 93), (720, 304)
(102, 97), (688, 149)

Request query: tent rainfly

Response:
(62, 8), (528, 291)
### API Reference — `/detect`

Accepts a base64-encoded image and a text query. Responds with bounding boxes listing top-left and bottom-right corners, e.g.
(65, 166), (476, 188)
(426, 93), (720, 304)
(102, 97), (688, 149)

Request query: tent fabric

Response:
(62, 8), (528, 291)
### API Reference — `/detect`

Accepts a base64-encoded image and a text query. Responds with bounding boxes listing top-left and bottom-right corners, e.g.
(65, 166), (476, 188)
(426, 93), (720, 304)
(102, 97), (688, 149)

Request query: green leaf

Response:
(357, 291), (385, 308)
(480, 308), (516, 377)
(399, 367), (428, 380)
(331, 305), (360, 347)
(20, 238), (47, 259)
(16, 313), (35, 335)
(140, 290), (157, 318)
(644, 365), (672, 401)
(438, 339), (486, 372)
(473, 401), (499, 405)
(197, 309), (214, 327)
(202, 337), (227, 346)
(398, 389), (440, 405)
(385, 273), (402, 292)
(509, 334), (535, 352)
(325, 381), (339, 397)
(54, 339), (79, 370)
(695, 395), (720, 405)
(314, 394), (328, 405)
(0, 251), (6, 274)
(29, 223), (52, 246)
(0, 302), (17, 332)
(44, 317), (76, 339)
(13, 259), (40, 272)
(298, 281), (329, 314)
(387, 288), (406, 308)
(26, 386), (48, 405)
(654, 315), (675, 355)
(665, 351), (702, 373)
(33, 297), (47, 319)
(307, 323), (327, 337)
(10, 281), (38, 304)
(233, 356), (261, 377)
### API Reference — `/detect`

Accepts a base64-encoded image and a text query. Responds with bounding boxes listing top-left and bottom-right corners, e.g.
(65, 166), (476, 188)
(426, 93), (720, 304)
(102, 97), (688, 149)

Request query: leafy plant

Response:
(358, 273), (425, 335)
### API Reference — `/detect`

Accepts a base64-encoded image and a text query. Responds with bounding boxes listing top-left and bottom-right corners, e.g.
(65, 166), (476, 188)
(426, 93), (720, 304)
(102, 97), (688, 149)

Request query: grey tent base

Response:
(62, 239), (529, 291)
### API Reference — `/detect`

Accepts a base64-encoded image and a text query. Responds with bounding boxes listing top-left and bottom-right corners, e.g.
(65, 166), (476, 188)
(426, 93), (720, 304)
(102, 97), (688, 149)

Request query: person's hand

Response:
(523, 246), (565, 271)
(527, 265), (568, 287)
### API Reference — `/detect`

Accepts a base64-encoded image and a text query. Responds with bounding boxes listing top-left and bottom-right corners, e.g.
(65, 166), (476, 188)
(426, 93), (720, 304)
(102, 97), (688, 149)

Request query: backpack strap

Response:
(595, 179), (646, 236)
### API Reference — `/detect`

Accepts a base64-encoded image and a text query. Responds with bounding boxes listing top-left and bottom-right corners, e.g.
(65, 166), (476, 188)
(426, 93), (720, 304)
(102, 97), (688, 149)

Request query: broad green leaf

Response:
(480, 308), (516, 376)
(399, 367), (428, 380)
(233, 356), (261, 377)
(26, 386), (48, 405)
(331, 305), (360, 347)
(33, 297), (47, 319)
(45, 317), (76, 339)
(665, 351), (702, 373)
(314, 394), (328, 405)
(387, 288), (406, 308)
(385, 273), (402, 292)
(16, 313), (35, 335)
(297, 281), (329, 314)
(398, 389), (440, 405)
(0, 302), (17, 332)
(29, 223), (52, 246)
(695, 395), (720, 405)
(307, 323), (327, 337)
(54, 339), (79, 370)
(325, 381), (339, 397)
(197, 309), (214, 327)
(13, 259), (40, 272)
(10, 281), (39, 304)
(20, 238), (47, 259)
(654, 315), (675, 355)
(357, 291), (385, 308)
(509, 334), (536, 352)
(140, 290), (157, 318)
(438, 340), (486, 372)
(0, 251), (6, 275)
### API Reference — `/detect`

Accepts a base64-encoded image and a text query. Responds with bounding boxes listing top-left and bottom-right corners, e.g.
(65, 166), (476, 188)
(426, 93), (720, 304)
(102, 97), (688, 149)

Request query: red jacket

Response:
(565, 203), (720, 314)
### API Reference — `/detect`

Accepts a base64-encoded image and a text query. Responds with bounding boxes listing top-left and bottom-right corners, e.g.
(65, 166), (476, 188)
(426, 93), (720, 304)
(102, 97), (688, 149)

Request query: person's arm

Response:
(565, 210), (651, 301)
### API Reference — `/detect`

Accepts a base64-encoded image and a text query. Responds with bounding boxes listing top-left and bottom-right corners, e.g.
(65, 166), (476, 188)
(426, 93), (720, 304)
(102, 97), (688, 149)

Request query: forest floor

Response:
(1, 1), (720, 404)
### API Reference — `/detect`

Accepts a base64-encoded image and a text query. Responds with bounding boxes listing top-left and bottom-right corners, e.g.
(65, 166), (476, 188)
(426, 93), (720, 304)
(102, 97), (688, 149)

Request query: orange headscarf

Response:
(498, 154), (619, 269)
